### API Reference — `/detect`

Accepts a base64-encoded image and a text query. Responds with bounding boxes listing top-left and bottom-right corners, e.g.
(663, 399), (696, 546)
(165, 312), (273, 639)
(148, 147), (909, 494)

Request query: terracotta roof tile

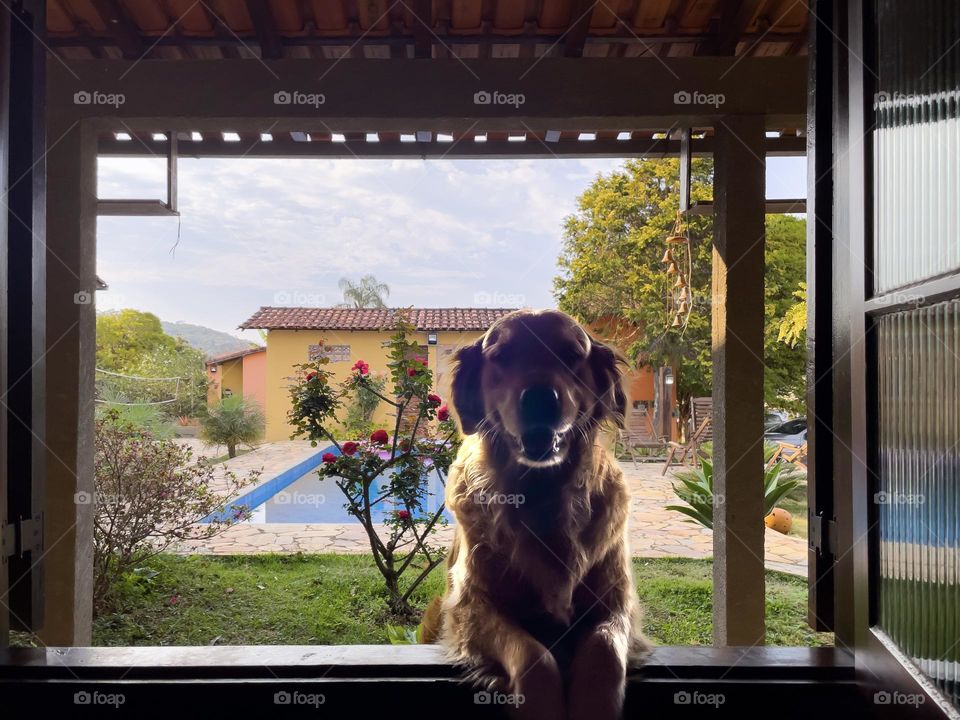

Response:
(240, 307), (518, 332)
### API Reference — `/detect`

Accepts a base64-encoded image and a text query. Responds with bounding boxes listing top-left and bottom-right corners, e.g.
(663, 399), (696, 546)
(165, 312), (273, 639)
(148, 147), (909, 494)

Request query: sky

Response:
(96, 154), (806, 343)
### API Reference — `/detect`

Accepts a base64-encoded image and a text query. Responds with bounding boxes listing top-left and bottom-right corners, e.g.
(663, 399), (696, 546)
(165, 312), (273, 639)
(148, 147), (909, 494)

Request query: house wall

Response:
(219, 359), (244, 400)
(263, 329), (484, 441)
(241, 350), (267, 411)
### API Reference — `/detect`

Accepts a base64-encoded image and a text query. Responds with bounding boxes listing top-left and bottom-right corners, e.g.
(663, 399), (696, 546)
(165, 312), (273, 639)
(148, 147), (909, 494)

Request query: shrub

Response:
(199, 395), (265, 458)
(288, 319), (459, 616)
(92, 410), (260, 613)
(665, 443), (802, 529)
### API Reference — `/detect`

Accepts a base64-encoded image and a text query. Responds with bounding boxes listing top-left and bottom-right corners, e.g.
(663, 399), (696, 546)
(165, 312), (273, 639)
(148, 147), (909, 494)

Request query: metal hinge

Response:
(1, 514), (44, 560)
(18, 514), (43, 556)
(809, 511), (836, 557)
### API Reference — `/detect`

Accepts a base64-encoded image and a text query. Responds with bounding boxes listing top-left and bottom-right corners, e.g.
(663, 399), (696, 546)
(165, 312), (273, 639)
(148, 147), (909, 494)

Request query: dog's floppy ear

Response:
(588, 337), (627, 428)
(451, 339), (485, 435)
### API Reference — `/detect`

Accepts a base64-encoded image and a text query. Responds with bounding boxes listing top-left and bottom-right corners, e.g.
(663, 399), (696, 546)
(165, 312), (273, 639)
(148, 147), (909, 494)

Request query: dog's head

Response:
(451, 309), (626, 467)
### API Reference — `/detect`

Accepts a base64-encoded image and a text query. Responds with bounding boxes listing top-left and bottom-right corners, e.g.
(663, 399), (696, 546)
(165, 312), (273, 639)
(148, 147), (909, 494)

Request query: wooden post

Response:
(711, 115), (766, 646)
(40, 118), (97, 645)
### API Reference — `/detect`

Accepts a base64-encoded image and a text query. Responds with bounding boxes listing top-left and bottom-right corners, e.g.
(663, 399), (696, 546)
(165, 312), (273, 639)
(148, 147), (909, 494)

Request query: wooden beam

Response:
(711, 115), (767, 647)
(90, 0), (144, 60)
(96, 199), (180, 216)
(697, 0), (763, 56)
(564, 0), (594, 58)
(412, 0), (432, 59)
(244, 0), (282, 59)
(96, 134), (806, 159)
(685, 198), (806, 215)
(48, 57), (807, 130)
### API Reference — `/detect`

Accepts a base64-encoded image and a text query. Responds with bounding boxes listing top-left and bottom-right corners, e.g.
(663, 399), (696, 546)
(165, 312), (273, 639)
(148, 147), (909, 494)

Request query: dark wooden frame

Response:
(0, 645), (857, 717)
(830, 1), (960, 717)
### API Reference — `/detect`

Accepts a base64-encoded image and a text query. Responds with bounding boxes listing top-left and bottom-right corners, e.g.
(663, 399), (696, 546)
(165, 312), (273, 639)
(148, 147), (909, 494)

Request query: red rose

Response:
(407, 367), (417, 377)
(306, 371), (318, 382)
(396, 509), (411, 521)
(427, 393), (442, 405)
(370, 429), (389, 445)
(341, 441), (359, 456)
(322, 452), (337, 463)
(437, 405), (450, 421)
(416, 356), (427, 366)
(352, 360), (370, 376)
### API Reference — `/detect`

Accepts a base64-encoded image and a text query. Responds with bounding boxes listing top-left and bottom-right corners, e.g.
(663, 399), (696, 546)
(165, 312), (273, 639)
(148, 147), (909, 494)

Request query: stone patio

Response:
(175, 441), (807, 576)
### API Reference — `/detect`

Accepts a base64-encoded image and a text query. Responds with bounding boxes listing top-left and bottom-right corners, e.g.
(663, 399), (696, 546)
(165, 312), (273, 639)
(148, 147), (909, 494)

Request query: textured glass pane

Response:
(877, 300), (960, 710)
(873, 0), (960, 293)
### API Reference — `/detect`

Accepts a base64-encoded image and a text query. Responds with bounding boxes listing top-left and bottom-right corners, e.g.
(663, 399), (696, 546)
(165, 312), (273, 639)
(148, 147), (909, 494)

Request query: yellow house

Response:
(240, 307), (517, 441)
(205, 346), (267, 410)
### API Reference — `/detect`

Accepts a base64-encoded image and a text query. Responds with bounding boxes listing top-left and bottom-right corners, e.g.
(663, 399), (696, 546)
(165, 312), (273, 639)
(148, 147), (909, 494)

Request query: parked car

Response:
(764, 410), (789, 431)
(764, 418), (807, 447)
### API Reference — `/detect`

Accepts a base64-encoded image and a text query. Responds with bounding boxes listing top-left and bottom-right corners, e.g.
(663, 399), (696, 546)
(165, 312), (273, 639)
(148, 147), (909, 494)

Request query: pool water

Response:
(251, 465), (450, 524)
(208, 446), (450, 524)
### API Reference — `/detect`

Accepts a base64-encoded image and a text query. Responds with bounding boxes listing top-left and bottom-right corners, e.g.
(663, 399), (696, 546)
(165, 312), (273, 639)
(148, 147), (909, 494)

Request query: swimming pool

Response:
(208, 446), (450, 524)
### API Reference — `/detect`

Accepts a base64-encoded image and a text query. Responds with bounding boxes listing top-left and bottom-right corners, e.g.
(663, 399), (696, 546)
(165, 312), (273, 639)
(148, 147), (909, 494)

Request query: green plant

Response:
(665, 444), (802, 529)
(93, 411), (260, 613)
(199, 395), (265, 458)
(340, 371), (387, 439)
(288, 317), (460, 616)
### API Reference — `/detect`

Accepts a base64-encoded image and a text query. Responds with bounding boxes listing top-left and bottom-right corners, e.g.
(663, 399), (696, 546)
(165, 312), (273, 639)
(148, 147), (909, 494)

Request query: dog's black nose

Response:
(519, 385), (561, 428)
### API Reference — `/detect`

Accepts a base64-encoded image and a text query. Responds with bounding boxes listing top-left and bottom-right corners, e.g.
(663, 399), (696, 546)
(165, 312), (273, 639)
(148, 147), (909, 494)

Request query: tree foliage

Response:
(554, 158), (807, 415)
(96, 309), (210, 419)
(338, 274), (390, 308)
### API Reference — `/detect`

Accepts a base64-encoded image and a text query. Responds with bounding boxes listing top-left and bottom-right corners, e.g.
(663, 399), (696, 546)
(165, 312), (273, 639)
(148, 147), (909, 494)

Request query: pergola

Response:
(3, 1), (956, 717)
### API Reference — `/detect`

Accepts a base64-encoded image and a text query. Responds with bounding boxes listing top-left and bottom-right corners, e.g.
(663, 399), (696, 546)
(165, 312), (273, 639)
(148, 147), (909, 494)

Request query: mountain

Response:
(161, 321), (256, 358)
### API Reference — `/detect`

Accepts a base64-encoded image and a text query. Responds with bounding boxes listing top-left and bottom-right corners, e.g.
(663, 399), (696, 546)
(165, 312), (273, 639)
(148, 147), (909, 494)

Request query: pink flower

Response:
(427, 393), (442, 405)
(396, 509), (411, 521)
(341, 441), (359, 456)
(322, 452), (337, 463)
(169, 595), (179, 605)
(415, 356), (428, 366)
(370, 429), (389, 445)
(407, 368), (417, 377)
(352, 360), (370, 376)
(437, 405), (450, 422)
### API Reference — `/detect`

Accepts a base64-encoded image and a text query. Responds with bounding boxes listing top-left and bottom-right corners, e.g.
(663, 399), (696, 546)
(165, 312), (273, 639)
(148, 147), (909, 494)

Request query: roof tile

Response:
(239, 307), (518, 332)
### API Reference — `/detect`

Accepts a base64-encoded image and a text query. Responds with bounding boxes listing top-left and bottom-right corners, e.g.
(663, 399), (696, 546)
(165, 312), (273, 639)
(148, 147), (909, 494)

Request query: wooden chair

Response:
(616, 405), (664, 468)
(661, 397), (713, 475)
(766, 440), (808, 469)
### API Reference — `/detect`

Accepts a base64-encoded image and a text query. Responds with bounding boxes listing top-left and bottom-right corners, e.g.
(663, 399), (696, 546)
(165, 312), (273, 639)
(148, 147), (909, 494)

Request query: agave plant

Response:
(665, 444), (802, 530)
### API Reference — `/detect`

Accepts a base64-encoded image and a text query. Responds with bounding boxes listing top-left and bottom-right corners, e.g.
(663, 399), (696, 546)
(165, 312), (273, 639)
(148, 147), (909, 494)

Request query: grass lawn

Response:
(71, 554), (833, 648)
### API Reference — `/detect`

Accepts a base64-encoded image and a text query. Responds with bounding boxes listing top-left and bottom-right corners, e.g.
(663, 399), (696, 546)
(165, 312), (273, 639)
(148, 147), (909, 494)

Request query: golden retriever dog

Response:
(421, 309), (648, 720)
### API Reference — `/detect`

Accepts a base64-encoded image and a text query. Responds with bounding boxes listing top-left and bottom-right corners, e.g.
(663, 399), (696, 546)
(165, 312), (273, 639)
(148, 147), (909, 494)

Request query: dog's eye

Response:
(488, 347), (512, 365)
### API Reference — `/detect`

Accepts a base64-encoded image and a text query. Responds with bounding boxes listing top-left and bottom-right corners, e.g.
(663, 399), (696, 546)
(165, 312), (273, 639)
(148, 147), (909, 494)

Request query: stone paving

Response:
(174, 441), (807, 576)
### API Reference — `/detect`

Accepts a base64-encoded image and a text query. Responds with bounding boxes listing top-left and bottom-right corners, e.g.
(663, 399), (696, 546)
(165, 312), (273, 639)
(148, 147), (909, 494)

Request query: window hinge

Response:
(809, 511), (836, 557)
(7, 514), (44, 558)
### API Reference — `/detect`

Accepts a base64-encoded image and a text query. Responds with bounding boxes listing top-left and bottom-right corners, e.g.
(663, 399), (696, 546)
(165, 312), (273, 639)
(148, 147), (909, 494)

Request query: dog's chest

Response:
(487, 499), (591, 626)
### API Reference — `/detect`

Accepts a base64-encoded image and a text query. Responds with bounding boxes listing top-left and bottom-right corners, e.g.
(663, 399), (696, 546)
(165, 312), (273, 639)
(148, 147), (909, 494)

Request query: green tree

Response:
(199, 396), (265, 458)
(338, 274), (390, 308)
(777, 282), (807, 349)
(554, 158), (807, 420)
(96, 309), (177, 371)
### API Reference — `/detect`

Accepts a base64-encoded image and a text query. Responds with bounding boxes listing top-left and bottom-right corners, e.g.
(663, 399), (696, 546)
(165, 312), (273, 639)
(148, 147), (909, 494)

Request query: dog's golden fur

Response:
(421, 309), (648, 720)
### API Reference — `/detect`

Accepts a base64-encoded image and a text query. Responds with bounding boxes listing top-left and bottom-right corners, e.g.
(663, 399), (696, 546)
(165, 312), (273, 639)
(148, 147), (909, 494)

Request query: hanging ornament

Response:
(663, 210), (694, 330)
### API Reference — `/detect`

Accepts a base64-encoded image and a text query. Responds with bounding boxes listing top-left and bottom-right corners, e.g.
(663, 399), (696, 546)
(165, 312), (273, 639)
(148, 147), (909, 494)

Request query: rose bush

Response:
(288, 319), (460, 615)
